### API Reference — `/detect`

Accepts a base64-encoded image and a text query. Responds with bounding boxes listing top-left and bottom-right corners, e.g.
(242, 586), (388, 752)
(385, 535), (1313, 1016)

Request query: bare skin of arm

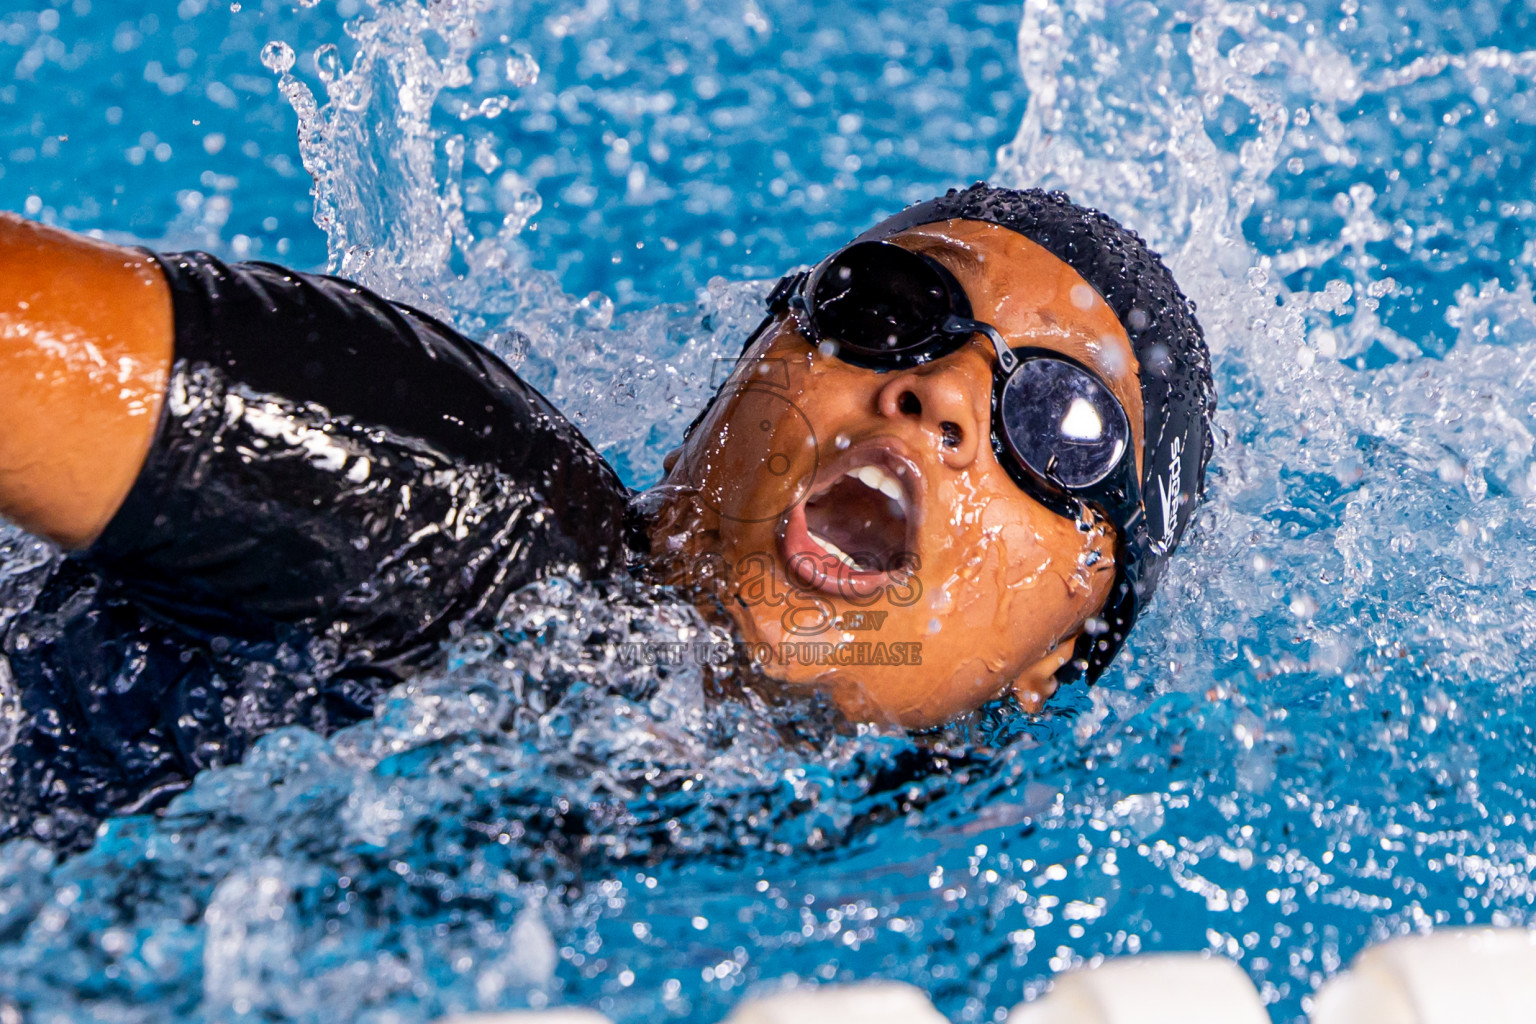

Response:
(0, 214), (172, 550)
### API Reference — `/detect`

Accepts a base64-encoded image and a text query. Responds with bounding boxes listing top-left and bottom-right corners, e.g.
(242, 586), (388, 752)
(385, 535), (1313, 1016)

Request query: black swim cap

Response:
(856, 182), (1215, 681)
(691, 182), (1215, 682)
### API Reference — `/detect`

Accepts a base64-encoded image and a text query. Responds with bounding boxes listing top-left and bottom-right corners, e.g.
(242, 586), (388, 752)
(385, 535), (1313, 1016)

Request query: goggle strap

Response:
(766, 270), (808, 313)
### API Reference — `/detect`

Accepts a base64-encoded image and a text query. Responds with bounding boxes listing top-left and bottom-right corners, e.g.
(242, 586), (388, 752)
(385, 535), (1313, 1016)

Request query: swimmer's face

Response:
(655, 219), (1145, 729)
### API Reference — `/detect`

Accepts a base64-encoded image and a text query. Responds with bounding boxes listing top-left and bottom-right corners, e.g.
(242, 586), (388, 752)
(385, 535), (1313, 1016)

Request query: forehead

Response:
(885, 219), (1141, 401)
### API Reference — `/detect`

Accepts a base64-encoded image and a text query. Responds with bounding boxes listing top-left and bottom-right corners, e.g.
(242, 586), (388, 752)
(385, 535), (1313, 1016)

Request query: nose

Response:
(876, 360), (987, 469)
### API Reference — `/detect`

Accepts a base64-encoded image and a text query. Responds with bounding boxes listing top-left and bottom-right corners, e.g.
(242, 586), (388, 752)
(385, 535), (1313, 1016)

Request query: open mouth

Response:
(780, 446), (920, 596)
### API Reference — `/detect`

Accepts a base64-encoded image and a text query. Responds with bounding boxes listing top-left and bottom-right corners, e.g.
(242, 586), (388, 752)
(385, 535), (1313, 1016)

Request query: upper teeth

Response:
(850, 465), (904, 503)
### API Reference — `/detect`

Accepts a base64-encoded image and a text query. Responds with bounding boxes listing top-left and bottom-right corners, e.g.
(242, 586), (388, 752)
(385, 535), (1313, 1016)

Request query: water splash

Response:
(265, 0), (765, 483)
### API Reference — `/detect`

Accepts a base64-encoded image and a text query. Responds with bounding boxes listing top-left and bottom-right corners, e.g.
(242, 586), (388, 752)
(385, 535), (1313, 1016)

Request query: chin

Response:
(828, 680), (978, 730)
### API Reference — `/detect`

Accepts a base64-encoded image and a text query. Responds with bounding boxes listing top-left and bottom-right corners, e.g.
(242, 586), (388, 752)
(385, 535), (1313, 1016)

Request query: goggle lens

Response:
(998, 358), (1129, 488)
(808, 242), (954, 361)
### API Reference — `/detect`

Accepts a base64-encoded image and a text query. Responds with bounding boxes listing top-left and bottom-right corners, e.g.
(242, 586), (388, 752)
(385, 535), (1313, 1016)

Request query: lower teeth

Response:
(808, 530), (860, 569)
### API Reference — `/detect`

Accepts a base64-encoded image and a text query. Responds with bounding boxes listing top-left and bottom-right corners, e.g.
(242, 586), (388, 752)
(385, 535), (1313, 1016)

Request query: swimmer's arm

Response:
(0, 214), (172, 550)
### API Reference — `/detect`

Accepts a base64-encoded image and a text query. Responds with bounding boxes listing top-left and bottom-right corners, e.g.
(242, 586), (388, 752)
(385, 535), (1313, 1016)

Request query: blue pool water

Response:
(2, 1), (1536, 1022)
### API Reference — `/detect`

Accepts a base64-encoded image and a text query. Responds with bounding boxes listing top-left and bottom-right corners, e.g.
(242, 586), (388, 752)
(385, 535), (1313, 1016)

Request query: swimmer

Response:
(0, 183), (1213, 847)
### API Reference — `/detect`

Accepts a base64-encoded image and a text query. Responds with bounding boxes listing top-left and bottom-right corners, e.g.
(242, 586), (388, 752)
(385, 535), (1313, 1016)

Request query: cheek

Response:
(932, 476), (1061, 585)
(931, 484), (1098, 644)
(792, 356), (885, 427)
(984, 500), (1060, 589)
(712, 361), (884, 507)
(687, 384), (815, 524)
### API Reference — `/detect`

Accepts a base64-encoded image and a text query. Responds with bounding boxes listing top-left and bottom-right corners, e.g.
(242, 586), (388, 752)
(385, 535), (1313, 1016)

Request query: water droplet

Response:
(260, 41), (295, 75)
(314, 43), (342, 83)
(473, 137), (502, 174)
(495, 170), (542, 233)
(505, 51), (540, 88)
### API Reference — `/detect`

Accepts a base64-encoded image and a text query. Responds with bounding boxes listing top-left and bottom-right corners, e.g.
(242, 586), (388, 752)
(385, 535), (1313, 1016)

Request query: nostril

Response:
(940, 421), (962, 448)
(898, 391), (922, 416)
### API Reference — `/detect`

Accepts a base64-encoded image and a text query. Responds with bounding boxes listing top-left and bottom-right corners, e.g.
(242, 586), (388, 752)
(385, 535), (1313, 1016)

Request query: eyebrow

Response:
(891, 233), (985, 279)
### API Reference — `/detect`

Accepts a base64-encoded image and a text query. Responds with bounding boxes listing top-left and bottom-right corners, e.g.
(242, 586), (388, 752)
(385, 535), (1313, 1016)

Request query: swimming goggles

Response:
(765, 240), (1144, 532)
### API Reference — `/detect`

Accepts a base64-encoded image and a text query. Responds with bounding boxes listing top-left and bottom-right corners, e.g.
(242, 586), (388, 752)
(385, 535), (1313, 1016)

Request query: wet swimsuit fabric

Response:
(0, 252), (631, 850)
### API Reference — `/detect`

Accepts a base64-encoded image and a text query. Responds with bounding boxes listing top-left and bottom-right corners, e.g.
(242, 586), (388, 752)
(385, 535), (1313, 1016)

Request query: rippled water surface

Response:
(3, 0), (1536, 1021)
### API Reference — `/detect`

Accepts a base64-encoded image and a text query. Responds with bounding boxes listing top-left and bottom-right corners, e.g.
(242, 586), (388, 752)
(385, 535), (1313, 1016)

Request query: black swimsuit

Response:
(0, 253), (635, 850)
